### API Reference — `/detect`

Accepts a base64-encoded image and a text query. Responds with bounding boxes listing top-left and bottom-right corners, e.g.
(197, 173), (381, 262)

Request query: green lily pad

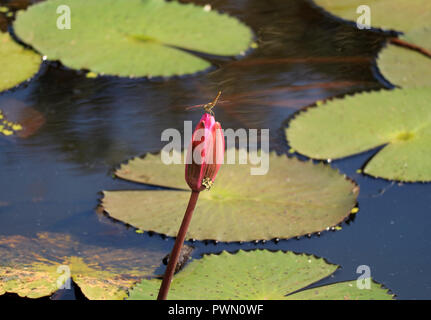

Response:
(13, 0), (253, 77)
(128, 250), (393, 300)
(0, 232), (165, 299)
(313, 0), (431, 34)
(378, 42), (431, 88)
(0, 32), (41, 92)
(286, 279), (392, 300)
(286, 88), (431, 182)
(102, 149), (358, 242)
(401, 27), (431, 52)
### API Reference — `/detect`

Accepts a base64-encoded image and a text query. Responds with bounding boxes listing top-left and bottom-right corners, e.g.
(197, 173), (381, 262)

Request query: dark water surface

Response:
(1, 0), (429, 299)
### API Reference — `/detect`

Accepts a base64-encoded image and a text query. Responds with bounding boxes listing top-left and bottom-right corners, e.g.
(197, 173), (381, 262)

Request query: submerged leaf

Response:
(103, 149), (358, 242)
(286, 88), (431, 182)
(314, 0), (431, 55)
(0, 233), (165, 299)
(0, 32), (41, 92)
(14, 0), (253, 77)
(128, 250), (393, 300)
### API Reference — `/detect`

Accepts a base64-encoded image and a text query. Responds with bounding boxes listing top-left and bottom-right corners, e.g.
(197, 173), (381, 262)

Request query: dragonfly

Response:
(186, 91), (224, 116)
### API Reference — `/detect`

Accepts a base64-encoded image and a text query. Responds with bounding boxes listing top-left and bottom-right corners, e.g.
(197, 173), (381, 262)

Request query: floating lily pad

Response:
(378, 42), (431, 88)
(313, 0), (431, 34)
(0, 32), (40, 92)
(102, 149), (358, 242)
(128, 250), (393, 300)
(0, 233), (165, 299)
(14, 0), (253, 77)
(286, 88), (431, 182)
(314, 0), (431, 54)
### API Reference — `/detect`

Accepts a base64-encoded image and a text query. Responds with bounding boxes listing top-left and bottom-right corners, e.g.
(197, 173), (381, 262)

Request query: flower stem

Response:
(157, 190), (200, 300)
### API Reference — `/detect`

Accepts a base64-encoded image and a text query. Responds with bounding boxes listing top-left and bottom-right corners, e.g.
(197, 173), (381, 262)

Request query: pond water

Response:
(1, 0), (430, 299)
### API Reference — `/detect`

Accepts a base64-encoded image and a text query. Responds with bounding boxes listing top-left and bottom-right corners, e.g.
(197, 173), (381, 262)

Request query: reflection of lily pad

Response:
(102, 150), (358, 242)
(14, 0), (253, 77)
(128, 250), (393, 300)
(378, 42), (431, 88)
(0, 233), (165, 299)
(0, 32), (41, 92)
(286, 88), (431, 182)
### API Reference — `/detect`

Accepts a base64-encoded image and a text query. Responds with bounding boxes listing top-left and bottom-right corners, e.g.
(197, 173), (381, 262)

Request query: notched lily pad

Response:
(162, 244), (194, 274)
(14, 0), (253, 77)
(286, 88), (431, 182)
(0, 232), (165, 299)
(128, 250), (394, 300)
(313, 0), (431, 35)
(0, 99), (46, 138)
(0, 32), (41, 92)
(378, 29), (431, 88)
(103, 149), (359, 242)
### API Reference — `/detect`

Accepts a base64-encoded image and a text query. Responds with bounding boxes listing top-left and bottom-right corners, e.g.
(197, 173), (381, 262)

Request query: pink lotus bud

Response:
(185, 113), (224, 191)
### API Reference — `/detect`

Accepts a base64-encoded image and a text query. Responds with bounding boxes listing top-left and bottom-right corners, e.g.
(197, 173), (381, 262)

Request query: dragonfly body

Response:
(186, 91), (222, 116)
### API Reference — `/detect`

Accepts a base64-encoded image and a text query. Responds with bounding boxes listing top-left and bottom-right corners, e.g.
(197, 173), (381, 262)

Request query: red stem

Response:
(389, 37), (431, 59)
(157, 190), (200, 300)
